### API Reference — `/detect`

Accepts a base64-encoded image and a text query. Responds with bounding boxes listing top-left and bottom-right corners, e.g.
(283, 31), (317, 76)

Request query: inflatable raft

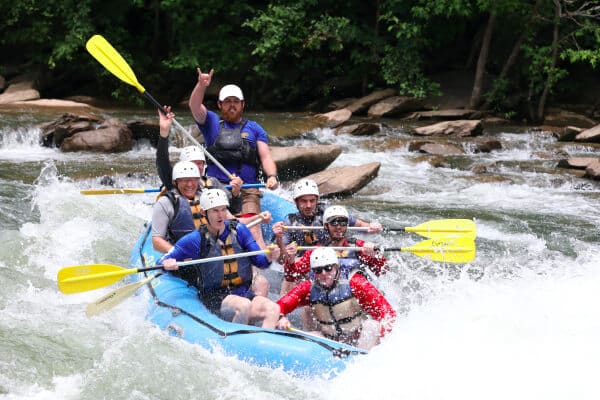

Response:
(128, 191), (367, 377)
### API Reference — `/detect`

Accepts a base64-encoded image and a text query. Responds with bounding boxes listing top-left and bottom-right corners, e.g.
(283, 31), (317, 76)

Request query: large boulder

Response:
(271, 145), (342, 181)
(367, 96), (425, 118)
(575, 124), (600, 143)
(407, 109), (478, 120)
(544, 109), (597, 128)
(39, 113), (103, 147)
(313, 108), (352, 128)
(345, 88), (396, 114)
(304, 162), (381, 198)
(413, 120), (483, 137)
(408, 141), (465, 156)
(585, 159), (600, 179)
(334, 123), (381, 136)
(61, 119), (133, 152)
(0, 81), (40, 104)
(4, 98), (95, 111)
(557, 157), (599, 169)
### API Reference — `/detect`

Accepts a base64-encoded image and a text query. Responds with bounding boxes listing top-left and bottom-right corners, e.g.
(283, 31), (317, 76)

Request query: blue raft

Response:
(128, 191), (367, 377)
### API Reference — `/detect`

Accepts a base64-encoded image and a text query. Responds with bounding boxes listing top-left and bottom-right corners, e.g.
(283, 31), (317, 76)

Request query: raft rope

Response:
(136, 223), (366, 358)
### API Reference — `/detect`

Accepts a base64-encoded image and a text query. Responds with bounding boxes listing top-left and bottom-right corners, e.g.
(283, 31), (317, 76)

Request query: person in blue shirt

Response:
(160, 189), (281, 329)
(188, 68), (279, 249)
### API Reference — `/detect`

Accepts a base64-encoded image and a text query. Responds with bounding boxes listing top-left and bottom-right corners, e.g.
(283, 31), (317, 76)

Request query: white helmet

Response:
(199, 189), (229, 210)
(172, 161), (200, 181)
(310, 247), (338, 269)
(292, 178), (320, 200)
(179, 146), (205, 162)
(323, 205), (349, 223)
(219, 84), (244, 101)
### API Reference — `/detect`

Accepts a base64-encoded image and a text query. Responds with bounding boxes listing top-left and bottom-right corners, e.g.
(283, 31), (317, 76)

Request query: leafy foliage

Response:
(0, 0), (598, 118)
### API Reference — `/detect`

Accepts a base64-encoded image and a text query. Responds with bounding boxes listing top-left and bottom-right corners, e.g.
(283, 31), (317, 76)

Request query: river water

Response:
(1, 108), (599, 400)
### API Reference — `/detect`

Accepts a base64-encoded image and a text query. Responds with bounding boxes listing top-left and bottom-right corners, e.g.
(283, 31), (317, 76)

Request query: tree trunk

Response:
(536, 0), (561, 122)
(469, 10), (497, 109)
(481, 0), (543, 111)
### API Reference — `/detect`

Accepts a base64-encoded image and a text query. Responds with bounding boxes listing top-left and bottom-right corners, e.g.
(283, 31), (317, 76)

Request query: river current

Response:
(1, 108), (599, 400)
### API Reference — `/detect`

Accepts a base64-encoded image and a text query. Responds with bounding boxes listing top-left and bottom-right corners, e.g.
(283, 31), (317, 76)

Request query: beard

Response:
(221, 106), (243, 123)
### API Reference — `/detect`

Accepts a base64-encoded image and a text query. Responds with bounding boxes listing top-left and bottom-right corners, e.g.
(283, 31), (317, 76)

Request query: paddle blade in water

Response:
(57, 264), (135, 294)
(86, 275), (154, 317)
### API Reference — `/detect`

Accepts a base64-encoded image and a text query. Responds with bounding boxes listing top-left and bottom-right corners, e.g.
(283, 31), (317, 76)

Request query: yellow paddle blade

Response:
(402, 236), (475, 263)
(86, 275), (154, 317)
(57, 264), (137, 294)
(86, 35), (145, 93)
(80, 188), (146, 195)
(405, 219), (476, 240)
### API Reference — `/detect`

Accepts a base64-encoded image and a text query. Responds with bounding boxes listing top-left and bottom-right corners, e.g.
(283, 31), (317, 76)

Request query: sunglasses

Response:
(327, 219), (348, 227)
(313, 264), (335, 274)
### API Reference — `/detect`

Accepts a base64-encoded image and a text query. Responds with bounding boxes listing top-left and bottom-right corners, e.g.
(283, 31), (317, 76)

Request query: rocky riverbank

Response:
(2, 73), (600, 189)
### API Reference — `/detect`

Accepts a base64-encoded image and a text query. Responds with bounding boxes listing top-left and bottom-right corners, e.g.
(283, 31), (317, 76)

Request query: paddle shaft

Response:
(61, 249), (268, 285)
(80, 183), (266, 195)
(85, 35), (232, 179)
(143, 93), (233, 179)
(284, 226), (472, 233)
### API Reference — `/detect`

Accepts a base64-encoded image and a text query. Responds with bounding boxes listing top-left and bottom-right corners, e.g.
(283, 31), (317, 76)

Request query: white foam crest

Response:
(0, 375), (84, 400)
(323, 260), (600, 400)
(18, 163), (152, 279)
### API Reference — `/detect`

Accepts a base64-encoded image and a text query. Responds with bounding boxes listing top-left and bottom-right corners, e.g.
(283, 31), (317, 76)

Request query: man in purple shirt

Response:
(188, 68), (278, 249)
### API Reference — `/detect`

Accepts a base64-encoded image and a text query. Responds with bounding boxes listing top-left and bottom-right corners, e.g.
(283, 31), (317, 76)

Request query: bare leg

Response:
(248, 296), (281, 329)
(220, 295), (251, 324)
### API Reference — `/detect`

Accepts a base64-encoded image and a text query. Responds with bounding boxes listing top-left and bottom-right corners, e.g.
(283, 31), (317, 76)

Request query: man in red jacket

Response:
(276, 247), (395, 350)
(283, 205), (389, 285)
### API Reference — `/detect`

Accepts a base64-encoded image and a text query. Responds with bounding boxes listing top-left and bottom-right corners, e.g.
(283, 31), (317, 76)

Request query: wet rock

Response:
(313, 108), (352, 128)
(554, 126), (583, 142)
(412, 120), (483, 137)
(304, 162), (381, 198)
(345, 89), (396, 114)
(575, 124), (600, 143)
(61, 119), (132, 152)
(367, 96), (425, 118)
(0, 80), (40, 104)
(556, 157), (599, 169)
(407, 109), (478, 120)
(584, 159), (600, 179)
(39, 113), (103, 147)
(412, 155), (450, 168)
(127, 119), (160, 147)
(271, 145), (342, 181)
(334, 123), (381, 136)
(472, 137), (502, 153)
(417, 142), (465, 156)
(544, 109), (597, 128)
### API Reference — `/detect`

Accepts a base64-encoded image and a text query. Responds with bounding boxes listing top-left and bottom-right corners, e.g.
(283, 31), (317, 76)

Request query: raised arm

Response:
(188, 68), (214, 124)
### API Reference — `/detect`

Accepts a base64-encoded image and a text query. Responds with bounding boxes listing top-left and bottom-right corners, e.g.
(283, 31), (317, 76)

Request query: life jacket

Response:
(164, 190), (206, 243)
(206, 120), (259, 175)
(327, 238), (362, 279)
(187, 221), (253, 294)
(310, 278), (366, 342)
(286, 205), (327, 247)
